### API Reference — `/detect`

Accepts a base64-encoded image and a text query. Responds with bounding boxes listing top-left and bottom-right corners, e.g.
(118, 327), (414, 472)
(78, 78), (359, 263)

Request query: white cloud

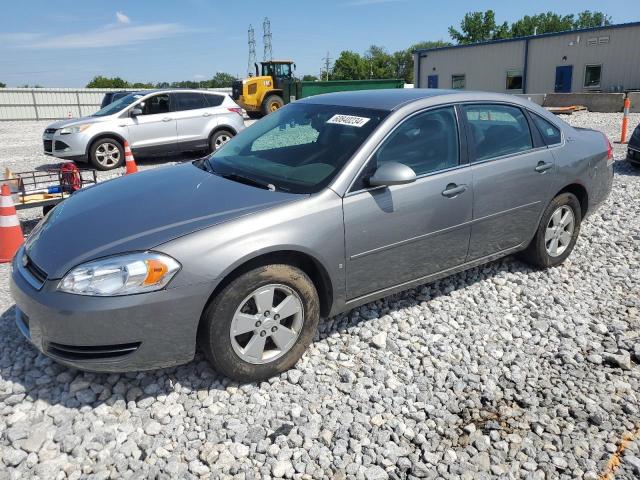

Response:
(343, 0), (406, 5)
(116, 11), (131, 24)
(3, 23), (194, 49)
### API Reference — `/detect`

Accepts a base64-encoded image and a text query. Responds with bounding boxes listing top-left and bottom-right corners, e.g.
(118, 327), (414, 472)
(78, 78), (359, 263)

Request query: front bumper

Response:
(10, 247), (212, 372)
(628, 145), (640, 165)
(43, 130), (88, 162)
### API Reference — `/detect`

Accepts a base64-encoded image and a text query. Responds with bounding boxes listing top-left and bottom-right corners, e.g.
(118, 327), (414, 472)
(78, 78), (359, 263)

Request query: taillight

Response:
(228, 107), (243, 116)
(604, 134), (613, 161)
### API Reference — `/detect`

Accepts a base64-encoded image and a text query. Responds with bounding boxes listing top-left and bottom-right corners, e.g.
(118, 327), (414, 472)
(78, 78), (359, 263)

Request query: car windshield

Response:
(205, 103), (387, 194)
(92, 93), (144, 117)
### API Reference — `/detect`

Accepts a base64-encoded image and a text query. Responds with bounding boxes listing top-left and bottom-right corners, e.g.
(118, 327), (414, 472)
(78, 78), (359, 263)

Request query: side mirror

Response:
(130, 107), (143, 117)
(368, 162), (416, 187)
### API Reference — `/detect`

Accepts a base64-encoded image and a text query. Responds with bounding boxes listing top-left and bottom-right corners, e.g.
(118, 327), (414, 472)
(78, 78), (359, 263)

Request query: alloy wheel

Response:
(229, 284), (304, 364)
(545, 205), (575, 257)
(94, 142), (121, 168)
(214, 134), (231, 150)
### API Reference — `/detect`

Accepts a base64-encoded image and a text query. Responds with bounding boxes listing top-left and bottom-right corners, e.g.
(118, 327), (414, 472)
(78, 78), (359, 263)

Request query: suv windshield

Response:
(206, 103), (387, 194)
(92, 93), (144, 117)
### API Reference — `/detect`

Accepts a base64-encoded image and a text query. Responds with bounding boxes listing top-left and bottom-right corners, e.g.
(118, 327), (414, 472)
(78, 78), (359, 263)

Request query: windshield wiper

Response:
(218, 171), (278, 191)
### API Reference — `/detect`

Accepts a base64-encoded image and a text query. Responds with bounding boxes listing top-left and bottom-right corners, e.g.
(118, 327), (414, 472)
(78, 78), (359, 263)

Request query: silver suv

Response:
(43, 89), (246, 170)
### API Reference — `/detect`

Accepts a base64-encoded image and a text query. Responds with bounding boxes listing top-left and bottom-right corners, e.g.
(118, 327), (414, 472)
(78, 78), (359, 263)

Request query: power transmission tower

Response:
(263, 17), (273, 61)
(322, 52), (332, 81)
(247, 24), (257, 77)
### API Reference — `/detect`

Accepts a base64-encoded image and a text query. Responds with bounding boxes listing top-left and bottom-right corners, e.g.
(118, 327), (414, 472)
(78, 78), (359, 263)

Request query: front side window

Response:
(464, 104), (533, 161)
(92, 93), (143, 117)
(207, 103), (387, 194)
(452, 75), (466, 89)
(174, 92), (208, 111)
(531, 113), (562, 146)
(506, 70), (523, 90)
(375, 107), (459, 176)
(140, 94), (170, 115)
(584, 64), (602, 88)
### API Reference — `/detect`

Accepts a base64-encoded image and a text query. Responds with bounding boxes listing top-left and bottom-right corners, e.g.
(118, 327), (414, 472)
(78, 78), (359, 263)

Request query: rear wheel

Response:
(520, 193), (582, 268)
(261, 95), (284, 116)
(198, 264), (320, 382)
(89, 138), (123, 170)
(209, 130), (234, 152)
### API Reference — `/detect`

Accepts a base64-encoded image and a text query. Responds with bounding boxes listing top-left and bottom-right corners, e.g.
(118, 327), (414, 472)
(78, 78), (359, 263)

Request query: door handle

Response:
(535, 161), (553, 173)
(442, 183), (467, 198)
(202, 112), (212, 117)
(162, 117), (172, 122)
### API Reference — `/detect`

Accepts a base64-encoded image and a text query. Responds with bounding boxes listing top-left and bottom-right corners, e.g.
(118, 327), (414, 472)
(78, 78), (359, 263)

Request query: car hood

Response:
(46, 115), (113, 130)
(25, 163), (304, 279)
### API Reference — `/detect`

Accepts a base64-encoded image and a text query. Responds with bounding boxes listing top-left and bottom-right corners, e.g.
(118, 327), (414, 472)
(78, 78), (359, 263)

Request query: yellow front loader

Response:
(231, 60), (294, 119)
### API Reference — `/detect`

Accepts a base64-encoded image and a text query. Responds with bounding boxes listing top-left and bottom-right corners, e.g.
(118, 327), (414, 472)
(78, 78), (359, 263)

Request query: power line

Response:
(263, 17), (273, 62)
(247, 24), (257, 77)
(321, 52), (332, 81)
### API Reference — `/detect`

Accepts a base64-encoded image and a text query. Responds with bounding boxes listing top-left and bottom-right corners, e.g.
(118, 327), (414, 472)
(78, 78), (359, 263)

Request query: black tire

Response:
(520, 192), (582, 268)
(247, 111), (263, 120)
(89, 137), (124, 171)
(198, 264), (320, 382)
(209, 130), (234, 153)
(261, 94), (284, 116)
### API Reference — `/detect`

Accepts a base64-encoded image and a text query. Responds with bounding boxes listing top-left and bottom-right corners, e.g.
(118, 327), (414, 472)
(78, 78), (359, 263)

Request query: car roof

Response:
(298, 88), (534, 111)
(132, 89), (225, 96)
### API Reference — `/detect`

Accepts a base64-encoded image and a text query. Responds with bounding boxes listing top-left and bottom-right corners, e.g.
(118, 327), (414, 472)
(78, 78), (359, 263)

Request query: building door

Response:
(554, 66), (573, 93)
(427, 75), (438, 88)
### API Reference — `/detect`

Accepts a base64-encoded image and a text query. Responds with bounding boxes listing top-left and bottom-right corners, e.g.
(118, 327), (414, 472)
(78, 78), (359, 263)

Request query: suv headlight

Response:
(58, 252), (180, 296)
(59, 124), (92, 135)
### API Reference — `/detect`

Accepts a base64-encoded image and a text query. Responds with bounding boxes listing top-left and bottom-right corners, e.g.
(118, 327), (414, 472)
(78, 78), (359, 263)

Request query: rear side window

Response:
(375, 106), (459, 176)
(174, 92), (208, 111)
(463, 104), (533, 161)
(531, 113), (562, 146)
(204, 94), (224, 107)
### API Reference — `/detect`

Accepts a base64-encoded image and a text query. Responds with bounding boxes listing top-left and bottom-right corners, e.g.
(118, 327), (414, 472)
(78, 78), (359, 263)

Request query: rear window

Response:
(174, 92), (208, 111)
(531, 113), (562, 146)
(204, 94), (224, 107)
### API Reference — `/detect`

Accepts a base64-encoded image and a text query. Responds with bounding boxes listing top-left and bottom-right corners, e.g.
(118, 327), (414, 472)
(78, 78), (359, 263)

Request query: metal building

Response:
(414, 22), (640, 94)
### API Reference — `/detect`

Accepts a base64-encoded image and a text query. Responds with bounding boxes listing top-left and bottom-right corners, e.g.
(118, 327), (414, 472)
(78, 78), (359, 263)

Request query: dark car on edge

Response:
(628, 122), (640, 168)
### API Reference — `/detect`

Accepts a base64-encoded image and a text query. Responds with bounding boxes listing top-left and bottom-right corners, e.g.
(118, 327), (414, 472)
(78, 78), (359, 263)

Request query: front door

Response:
(343, 106), (472, 300)
(126, 93), (177, 154)
(427, 75), (438, 88)
(555, 66), (573, 93)
(461, 103), (556, 260)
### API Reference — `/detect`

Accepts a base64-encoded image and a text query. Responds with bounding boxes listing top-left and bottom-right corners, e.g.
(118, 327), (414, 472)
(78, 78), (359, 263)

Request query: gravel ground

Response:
(0, 113), (639, 479)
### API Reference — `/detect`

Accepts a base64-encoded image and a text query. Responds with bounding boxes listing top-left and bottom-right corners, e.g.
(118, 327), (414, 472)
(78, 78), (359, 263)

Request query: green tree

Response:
(86, 76), (129, 88)
(130, 82), (154, 89)
(448, 10), (510, 44)
(302, 74), (319, 82)
(208, 72), (236, 88)
(575, 10), (611, 29)
(393, 40), (451, 83)
(364, 45), (395, 79)
(510, 12), (575, 37)
(0, 81), (5, 88)
(331, 51), (368, 80)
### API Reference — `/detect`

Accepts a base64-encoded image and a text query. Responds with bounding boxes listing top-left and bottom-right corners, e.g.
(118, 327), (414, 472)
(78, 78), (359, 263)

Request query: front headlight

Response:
(59, 124), (92, 135)
(58, 252), (180, 296)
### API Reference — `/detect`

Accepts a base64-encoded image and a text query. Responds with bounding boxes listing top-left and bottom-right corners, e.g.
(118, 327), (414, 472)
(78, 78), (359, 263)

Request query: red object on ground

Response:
(0, 183), (24, 263)
(124, 140), (138, 175)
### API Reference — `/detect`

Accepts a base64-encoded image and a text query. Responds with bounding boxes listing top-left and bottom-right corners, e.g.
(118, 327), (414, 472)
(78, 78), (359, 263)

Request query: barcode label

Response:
(327, 114), (370, 127)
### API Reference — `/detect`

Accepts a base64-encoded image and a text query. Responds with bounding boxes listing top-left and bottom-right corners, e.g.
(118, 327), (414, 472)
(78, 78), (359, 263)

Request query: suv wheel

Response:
(261, 95), (284, 116)
(209, 130), (233, 152)
(198, 264), (320, 382)
(520, 192), (582, 268)
(89, 138), (124, 170)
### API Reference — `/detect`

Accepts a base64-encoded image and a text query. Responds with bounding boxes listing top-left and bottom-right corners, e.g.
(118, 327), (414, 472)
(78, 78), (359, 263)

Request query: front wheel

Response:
(520, 192), (582, 268)
(89, 138), (124, 171)
(209, 130), (234, 153)
(198, 264), (320, 382)
(261, 94), (284, 116)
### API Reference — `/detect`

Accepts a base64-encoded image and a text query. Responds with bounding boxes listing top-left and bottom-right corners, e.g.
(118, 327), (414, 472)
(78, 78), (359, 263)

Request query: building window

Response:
(584, 64), (602, 88)
(506, 70), (523, 90)
(452, 74), (465, 89)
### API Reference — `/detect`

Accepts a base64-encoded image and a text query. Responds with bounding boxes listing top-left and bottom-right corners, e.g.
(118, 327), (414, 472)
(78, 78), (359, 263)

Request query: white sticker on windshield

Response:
(327, 114), (370, 127)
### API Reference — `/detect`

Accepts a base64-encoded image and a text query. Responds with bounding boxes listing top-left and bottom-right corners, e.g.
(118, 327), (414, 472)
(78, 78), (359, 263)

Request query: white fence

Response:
(0, 87), (233, 121)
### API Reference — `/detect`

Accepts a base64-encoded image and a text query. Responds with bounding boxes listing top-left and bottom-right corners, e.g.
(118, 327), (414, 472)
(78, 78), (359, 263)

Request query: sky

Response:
(0, 0), (635, 87)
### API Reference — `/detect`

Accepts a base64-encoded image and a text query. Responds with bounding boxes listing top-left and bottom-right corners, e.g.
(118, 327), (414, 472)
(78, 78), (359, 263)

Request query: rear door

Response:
(172, 92), (212, 150)
(462, 103), (557, 260)
(127, 93), (177, 154)
(343, 106), (473, 300)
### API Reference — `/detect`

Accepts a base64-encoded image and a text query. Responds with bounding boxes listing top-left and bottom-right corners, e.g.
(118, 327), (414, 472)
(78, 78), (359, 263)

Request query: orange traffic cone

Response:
(0, 184), (24, 263)
(124, 140), (138, 175)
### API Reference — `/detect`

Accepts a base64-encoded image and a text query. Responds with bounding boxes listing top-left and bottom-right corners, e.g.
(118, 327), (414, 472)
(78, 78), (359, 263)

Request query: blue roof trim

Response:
(414, 21), (640, 55)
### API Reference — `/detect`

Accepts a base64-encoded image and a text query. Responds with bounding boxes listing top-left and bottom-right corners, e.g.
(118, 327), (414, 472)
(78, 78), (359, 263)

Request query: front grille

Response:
(46, 341), (141, 360)
(54, 141), (70, 151)
(43, 139), (52, 152)
(24, 255), (47, 284)
(231, 80), (242, 100)
(45, 128), (57, 134)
